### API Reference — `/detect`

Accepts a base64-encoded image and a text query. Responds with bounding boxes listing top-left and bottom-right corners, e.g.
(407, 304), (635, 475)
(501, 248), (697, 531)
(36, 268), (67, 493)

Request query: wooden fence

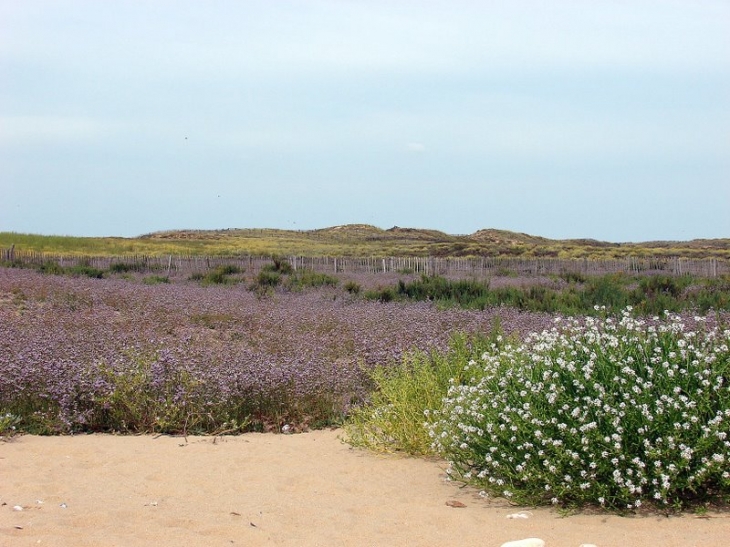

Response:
(2, 248), (728, 278)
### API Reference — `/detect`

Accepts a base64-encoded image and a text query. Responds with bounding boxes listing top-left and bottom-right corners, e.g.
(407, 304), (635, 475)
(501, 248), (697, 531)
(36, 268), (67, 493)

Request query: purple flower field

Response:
(0, 267), (556, 434)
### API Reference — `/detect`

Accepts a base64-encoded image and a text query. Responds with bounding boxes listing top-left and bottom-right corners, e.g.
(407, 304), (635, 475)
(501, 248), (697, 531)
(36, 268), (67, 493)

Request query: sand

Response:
(1, 429), (726, 547)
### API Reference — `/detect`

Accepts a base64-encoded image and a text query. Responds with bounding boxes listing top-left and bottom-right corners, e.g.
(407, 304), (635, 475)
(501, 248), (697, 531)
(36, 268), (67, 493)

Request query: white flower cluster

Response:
(428, 310), (730, 509)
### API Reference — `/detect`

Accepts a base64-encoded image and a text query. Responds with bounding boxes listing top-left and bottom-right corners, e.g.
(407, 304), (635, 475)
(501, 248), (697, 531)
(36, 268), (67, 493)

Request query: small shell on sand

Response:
(506, 511), (532, 519)
(500, 538), (546, 547)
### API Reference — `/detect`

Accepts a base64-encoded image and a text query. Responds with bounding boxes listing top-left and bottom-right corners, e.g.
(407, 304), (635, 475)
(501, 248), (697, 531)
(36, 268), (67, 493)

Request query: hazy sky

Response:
(1, 1), (728, 242)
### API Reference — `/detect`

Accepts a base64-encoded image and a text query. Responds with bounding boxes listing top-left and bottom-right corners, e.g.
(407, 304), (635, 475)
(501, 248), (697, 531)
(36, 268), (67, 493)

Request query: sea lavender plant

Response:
(0, 267), (555, 434)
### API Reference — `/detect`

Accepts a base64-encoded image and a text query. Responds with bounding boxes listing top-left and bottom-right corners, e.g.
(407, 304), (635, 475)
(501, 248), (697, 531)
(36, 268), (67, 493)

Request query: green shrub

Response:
(108, 261), (145, 274)
(263, 256), (293, 275)
(191, 264), (243, 286)
(285, 270), (339, 291)
(579, 273), (630, 311)
(363, 286), (398, 302)
(430, 309), (730, 510)
(36, 260), (65, 275)
(692, 277), (730, 313)
(254, 269), (282, 288)
(637, 275), (691, 299)
(203, 270), (228, 285)
(143, 275), (169, 285)
(560, 271), (588, 284)
(344, 281), (361, 294)
(216, 264), (243, 276)
(488, 286), (526, 309)
(67, 264), (105, 279)
(397, 275), (491, 309)
(496, 267), (519, 277)
(630, 275), (693, 316)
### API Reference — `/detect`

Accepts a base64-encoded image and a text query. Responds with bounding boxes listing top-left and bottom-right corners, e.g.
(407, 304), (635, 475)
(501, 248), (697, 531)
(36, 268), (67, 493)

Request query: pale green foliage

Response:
(344, 333), (503, 455)
(0, 412), (20, 439)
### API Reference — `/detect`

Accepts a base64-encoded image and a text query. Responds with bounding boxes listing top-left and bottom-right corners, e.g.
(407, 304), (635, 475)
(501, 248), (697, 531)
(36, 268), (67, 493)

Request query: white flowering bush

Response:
(429, 308), (730, 510)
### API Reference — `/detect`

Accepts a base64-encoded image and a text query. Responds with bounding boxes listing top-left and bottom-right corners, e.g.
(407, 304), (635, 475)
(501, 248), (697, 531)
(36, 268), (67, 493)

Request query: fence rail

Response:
(2, 248), (728, 278)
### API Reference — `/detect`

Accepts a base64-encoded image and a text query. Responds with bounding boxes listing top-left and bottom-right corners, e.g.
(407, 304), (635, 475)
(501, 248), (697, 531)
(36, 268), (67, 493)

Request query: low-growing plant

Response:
(344, 280), (361, 294)
(285, 270), (339, 291)
(496, 267), (519, 277)
(216, 264), (243, 276)
(51, 290), (94, 311)
(191, 264), (243, 286)
(559, 271), (587, 284)
(0, 412), (19, 439)
(0, 266), (619, 439)
(363, 286), (398, 302)
(264, 256), (294, 274)
(36, 260), (65, 275)
(108, 261), (146, 274)
(364, 273), (730, 316)
(692, 276), (730, 313)
(67, 264), (105, 279)
(396, 275), (491, 309)
(143, 275), (170, 285)
(630, 275), (693, 316)
(254, 269), (282, 288)
(90, 350), (252, 435)
(429, 308), (730, 510)
(578, 273), (630, 310)
(637, 275), (691, 299)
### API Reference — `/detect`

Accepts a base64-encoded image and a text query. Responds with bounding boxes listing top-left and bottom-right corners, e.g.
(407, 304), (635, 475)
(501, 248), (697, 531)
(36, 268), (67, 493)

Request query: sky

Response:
(1, 1), (728, 243)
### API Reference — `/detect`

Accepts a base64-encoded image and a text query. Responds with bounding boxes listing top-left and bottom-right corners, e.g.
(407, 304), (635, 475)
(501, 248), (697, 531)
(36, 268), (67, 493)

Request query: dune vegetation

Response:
(2, 226), (730, 512)
(1, 224), (729, 259)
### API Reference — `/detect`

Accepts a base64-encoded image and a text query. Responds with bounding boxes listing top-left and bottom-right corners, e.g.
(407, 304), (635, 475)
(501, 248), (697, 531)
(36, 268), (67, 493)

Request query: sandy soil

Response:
(1, 429), (727, 547)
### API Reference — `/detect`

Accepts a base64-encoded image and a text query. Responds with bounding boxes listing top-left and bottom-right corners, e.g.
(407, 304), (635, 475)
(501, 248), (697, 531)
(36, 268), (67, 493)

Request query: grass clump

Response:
(67, 264), (105, 279)
(253, 269), (282, 288)
(396, 275), (490, 309)
(36, 260), (66, 275)
(250, 257), (304, 294)
(285, 270), (339, 291)
(631, 275), (693, 315)
(361, 274), (491, 308)
(576, 273), (631, 311)
(344, 280), (361, 294)
(143, 275), (169, 285)
(108, 261), (146, 274)
(692, 276), (730, 313)
(429, 308), (730, 511)
(344, 332), (504, 455)
(263, 256), (294, 274)
(190, 264), (243, 286)
(363, 286), (398, 303)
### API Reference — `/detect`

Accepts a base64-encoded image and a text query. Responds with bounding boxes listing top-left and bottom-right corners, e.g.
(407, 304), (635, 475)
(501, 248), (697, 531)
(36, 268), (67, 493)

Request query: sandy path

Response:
(1, 429), (726, 547)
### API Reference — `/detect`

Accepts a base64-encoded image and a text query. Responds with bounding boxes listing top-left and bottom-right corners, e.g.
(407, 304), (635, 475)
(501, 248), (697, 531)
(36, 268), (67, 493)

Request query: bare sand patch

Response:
(1, 429), (726, 547)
